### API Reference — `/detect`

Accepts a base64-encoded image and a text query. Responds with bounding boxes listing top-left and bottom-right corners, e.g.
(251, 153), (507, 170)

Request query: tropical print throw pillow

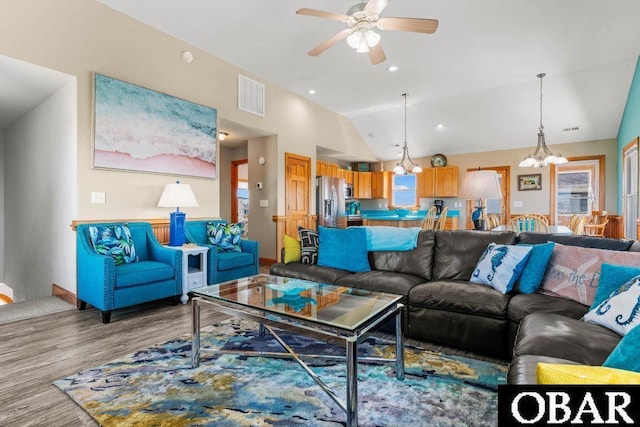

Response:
(87, 224), (137, 266)
(207, 222), (244, 252)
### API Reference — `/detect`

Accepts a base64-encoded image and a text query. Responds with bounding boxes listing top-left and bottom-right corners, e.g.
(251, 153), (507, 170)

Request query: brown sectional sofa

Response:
(269, 229), (638, 384)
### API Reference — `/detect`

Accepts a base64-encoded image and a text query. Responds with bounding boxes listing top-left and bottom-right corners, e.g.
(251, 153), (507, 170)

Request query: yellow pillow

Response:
(537, 363), (640, 385)
(283, 234), (301, 264)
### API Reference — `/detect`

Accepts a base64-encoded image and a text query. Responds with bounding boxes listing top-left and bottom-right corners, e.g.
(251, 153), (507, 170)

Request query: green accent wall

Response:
(618, 56), (640, 213)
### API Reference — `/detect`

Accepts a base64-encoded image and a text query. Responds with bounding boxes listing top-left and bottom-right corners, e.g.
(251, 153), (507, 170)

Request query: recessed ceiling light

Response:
(436, 124), (444, 129)
(387, 65), (399, 72)
(308, 89), (316, 95)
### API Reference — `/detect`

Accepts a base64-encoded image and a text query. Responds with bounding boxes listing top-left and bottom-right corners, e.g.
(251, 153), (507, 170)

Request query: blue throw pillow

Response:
(207, 222), (244, 252)
(317, 226), (370, 273)
(603, 325), (640, 372)
(87, 224), (137, 266)
(590, 263), (640, 310)
(516, 242), (555, 293)
(470, 243), (532, 294)
(583, 275), (640, 336)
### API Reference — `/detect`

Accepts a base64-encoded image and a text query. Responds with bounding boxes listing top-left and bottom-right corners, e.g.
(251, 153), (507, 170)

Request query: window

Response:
(551, 157), (603, 226)
(623, 141), (638, 239)
(392, 174), (417, 207)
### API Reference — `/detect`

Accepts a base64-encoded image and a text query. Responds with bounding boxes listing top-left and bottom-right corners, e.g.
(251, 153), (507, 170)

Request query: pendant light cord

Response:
(537, 73), (545, 133)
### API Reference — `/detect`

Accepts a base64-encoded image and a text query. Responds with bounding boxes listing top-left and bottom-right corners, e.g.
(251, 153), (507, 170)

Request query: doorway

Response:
(465, 166), (510, 229)
(231, 159), (249, 235)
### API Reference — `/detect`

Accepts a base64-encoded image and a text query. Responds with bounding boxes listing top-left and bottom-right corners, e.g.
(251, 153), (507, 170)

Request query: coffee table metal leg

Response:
(345, 338), (358, 427)
(395, 304), (405, 380)
(191, 298), (201, 368)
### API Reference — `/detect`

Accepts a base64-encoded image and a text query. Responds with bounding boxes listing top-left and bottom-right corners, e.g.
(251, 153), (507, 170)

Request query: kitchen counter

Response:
(361, 210), (460, 230)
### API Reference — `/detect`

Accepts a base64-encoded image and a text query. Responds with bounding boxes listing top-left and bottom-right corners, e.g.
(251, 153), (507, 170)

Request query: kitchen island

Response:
(362, 210), (459, 230)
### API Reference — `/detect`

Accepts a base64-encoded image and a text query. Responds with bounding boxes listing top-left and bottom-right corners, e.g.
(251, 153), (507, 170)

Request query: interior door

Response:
(465, 166), (510, 229)
(285, 153), (311, 236)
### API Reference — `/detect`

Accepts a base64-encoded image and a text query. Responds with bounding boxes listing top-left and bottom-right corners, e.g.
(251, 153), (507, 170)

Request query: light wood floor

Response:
(0, 294), (506, 426)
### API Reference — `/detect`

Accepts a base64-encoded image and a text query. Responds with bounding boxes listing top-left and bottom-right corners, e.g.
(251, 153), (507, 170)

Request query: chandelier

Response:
(393, 93), (423, 175)
(518, 73), (568, 168)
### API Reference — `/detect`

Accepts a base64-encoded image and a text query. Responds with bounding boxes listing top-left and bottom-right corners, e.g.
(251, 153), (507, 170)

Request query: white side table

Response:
(167, 245), (209, 304)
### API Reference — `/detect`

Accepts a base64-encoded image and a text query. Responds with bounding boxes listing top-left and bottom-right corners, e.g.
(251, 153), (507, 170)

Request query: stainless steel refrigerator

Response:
(317, 176), (346, 228)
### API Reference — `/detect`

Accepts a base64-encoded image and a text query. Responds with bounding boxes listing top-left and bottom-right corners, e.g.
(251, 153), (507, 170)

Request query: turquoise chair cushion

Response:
(115, 261), (175, 288)
(217, 252), (255, 271)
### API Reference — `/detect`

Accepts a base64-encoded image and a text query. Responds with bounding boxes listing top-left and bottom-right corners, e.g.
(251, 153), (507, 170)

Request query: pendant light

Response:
(393, 93), (423, 175)
(518, 73), (568, 168)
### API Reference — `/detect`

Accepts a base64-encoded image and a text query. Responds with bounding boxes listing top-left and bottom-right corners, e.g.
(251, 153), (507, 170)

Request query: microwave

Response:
(344, 183), (354, 199)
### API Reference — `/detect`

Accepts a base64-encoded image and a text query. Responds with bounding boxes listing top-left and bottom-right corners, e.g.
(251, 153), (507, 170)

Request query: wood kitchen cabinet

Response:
(327, 163), (339, 177)
(371, 171), (390, 199)
(316, 161), (327, 176)
(417, 166), (459, 197)
(356, 171), (371, 199)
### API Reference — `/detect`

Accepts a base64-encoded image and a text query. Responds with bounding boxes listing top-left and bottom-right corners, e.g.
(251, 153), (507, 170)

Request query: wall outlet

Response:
(259, 199), (268, 207)
(91, 192), (106, 204)
(513, 200), (523, 208)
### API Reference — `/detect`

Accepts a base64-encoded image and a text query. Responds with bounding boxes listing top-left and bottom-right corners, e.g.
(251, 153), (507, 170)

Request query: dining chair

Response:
(506, 214), (550, 233)
(435, 207), (449, 230)
(568, 214), (587, 235)
(583, 211), (609, 237)
(422, 206), (438, 230)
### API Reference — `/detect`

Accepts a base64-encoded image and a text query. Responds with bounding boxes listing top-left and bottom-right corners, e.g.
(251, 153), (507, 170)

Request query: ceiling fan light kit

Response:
(519, 73), (568, 168)
(297, 0), (438, 65)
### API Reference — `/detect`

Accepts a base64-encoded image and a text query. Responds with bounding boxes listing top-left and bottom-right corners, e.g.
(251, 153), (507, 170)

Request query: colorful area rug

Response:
(54, 319), (507, 426)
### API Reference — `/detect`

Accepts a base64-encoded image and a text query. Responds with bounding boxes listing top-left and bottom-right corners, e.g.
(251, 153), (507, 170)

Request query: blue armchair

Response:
(76, 222), (182, 323)
(185, 220), (259, 284)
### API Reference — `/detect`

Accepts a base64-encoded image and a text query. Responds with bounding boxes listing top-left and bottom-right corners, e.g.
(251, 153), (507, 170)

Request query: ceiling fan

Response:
(297, 0), (438, 65)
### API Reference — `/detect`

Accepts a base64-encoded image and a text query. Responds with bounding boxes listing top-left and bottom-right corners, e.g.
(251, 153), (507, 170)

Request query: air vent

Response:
(238, 74), (265, 117)
(562, 126), (580, 132)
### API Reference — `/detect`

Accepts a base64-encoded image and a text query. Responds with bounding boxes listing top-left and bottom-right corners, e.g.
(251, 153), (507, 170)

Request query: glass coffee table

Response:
(191, 274), (405, 427)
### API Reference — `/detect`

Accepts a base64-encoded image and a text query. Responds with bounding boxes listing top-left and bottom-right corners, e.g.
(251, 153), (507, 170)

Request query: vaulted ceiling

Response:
(83, 1), (640, 160)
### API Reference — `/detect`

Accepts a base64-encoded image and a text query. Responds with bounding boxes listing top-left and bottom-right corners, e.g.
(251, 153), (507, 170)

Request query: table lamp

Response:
(157, 181), (199, 246)
(459, 170), (502, 230)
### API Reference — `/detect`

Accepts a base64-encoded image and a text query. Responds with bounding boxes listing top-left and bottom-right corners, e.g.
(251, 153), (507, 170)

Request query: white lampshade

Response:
(157, 182), (199, 208)
(459, 170), (503, 200)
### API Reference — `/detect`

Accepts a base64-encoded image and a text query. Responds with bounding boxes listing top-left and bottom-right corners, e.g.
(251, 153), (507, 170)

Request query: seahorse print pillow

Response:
(470, 243), (532, 294)
(583, 275), (640, 336)
(541, 244), (640, 306)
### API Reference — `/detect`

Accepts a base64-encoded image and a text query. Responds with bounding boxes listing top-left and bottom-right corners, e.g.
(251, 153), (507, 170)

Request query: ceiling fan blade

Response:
(296, 8), (349, 22)
(368, 43), (386, 65)
(378, 17), (439, 34)
(364, 0), (390, 16)
(308, 29), (351, 57)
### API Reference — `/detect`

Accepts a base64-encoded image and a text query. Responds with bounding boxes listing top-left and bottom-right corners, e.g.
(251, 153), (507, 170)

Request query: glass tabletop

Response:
(192, 274), (402, 331)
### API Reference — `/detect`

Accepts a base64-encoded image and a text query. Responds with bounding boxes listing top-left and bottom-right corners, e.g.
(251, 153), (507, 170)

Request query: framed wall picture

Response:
(92, 73), (217, 179)
(518, 174), (542, 191)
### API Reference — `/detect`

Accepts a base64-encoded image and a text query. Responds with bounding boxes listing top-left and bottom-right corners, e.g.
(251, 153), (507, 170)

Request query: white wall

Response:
(248, 136), (278, 260)
(4, 80), (77, 301)
(0, 130), (4, 283)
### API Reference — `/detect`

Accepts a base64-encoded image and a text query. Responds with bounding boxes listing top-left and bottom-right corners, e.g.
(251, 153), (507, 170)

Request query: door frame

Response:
(230, 159), (248, 223)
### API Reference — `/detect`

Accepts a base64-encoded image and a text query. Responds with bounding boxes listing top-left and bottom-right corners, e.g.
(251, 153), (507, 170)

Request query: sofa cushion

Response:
(115, 261), (174, 288)
(297, 226), (319, 264)
(541, 243), (640, 306)
(317, 226), (370, 273)
(537, 363), (640, 385)
(508, 355), (580, 385)
(207, 222), (244, 252)
(432, 230), (517, 281)
(88, 224), (137, 266)
(269, 262), (350, 285)
(603, 325), (640, 372)
(517, 233), (635, 251)
(368, 230), (435, 281)
(583, 275), (640, 336)
(507, 292), (589, 325)
(409, 280), (510, 319)
(470, 243), (532, 294)
(516, 242), (555, 293)
(513, 313), (621, 365)
(335, 270), (424, 297)
(217, 252), (255, 271)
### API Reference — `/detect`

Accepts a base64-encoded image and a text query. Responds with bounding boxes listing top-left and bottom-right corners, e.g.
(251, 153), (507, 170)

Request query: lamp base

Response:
(168, 211), (187, 246)
(471, 205), (488, 231)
